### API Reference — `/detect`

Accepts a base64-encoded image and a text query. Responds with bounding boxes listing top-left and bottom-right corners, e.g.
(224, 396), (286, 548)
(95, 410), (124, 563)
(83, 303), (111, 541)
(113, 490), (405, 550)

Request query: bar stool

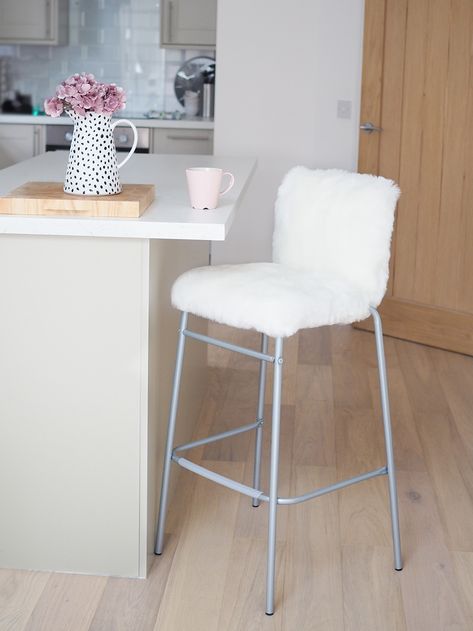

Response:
(155, 167), (403, 615)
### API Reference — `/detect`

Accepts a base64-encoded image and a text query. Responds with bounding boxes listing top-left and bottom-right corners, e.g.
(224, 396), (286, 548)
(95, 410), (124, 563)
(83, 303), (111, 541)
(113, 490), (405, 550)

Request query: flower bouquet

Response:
(44, 73), (126, 117)
(44, 73), (137, 196)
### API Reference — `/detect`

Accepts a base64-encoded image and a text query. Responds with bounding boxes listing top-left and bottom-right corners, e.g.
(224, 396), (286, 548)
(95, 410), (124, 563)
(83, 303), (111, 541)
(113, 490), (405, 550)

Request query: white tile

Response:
(1, 0), (204, 112)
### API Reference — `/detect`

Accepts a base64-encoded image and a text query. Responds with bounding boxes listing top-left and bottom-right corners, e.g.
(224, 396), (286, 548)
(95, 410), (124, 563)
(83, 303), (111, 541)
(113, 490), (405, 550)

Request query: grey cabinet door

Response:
(0, 125), (36, 169)
(0, 0), (67, 45)
(160, 0), (216, 48)
(153, 128), (214, 155)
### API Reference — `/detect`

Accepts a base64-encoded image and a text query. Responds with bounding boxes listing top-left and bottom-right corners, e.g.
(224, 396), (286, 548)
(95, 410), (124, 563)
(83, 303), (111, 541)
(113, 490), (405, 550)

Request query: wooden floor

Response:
(2, 323), (473, 630)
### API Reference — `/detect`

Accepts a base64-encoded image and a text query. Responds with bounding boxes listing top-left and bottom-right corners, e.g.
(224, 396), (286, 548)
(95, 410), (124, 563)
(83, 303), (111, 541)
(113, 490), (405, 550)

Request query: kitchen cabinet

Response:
(160, 0), (216, 49)
(0, 0), (68, 45)
(153, 128), (213, 155)
(0, 125), (45, 170)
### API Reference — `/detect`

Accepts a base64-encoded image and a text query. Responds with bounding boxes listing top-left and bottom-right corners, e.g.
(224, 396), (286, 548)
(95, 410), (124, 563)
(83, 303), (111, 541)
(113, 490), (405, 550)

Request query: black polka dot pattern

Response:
(64, 111), (122, 196)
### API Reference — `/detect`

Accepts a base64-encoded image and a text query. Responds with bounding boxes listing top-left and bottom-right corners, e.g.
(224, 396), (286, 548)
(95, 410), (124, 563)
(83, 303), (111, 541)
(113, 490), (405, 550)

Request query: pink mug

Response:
(186, 167), (235, 210)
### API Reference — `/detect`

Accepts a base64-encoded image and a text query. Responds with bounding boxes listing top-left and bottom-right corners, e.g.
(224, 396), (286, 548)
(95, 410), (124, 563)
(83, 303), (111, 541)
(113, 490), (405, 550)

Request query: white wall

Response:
(213, 0), (365, 264)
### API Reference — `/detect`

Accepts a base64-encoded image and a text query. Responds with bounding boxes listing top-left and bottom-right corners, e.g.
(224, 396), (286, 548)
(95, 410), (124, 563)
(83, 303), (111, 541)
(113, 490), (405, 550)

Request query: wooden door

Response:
(356, 0), (473, 355)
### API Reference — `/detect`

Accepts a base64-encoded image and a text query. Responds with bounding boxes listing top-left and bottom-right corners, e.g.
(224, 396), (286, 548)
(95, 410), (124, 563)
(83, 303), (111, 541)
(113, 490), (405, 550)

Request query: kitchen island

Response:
(0, 152), (255, 578)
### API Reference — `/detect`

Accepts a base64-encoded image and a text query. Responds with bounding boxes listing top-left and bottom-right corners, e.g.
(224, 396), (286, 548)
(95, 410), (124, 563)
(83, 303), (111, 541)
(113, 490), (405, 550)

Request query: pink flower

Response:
(65, 73), (80, 85)
(56, 83), (67, 98)
(102, 84), (126, 114)
(80, 95), (96, 109)
(45, 73), (126, 117)
(64, 84), (78, 97)
(44, 97), (64, 117)
(77, 82), (91, 95)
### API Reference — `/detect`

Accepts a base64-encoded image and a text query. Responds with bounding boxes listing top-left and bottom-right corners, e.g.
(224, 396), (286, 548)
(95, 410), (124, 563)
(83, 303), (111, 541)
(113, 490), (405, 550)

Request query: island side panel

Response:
(144, 238), (209, 574)
(0, 234), (146, 577)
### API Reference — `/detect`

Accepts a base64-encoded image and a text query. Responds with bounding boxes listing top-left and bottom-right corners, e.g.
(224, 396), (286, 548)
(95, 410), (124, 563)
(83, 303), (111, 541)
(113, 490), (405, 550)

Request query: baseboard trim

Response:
(354, 297), (473, 355)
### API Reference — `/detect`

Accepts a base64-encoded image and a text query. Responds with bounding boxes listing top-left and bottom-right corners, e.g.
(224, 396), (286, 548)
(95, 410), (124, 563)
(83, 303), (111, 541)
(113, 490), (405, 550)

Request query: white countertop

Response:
(0, 113), (214, 130)
(0, 152), (256, 241)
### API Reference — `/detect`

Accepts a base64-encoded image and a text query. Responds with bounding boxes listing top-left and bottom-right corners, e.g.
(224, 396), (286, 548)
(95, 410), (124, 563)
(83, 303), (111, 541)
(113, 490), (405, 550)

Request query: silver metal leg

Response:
(252, 333), (268, 508)
(265, 337), (284, 615)
(370, 307), (403, 571)
(155, 311), (188, 555)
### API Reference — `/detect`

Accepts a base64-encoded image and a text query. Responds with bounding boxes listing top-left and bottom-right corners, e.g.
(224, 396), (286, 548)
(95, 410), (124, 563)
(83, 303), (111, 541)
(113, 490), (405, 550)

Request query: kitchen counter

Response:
(0, 151), (255, 579)
(0, 152), (254, 240)
(0, 112), (214, 129)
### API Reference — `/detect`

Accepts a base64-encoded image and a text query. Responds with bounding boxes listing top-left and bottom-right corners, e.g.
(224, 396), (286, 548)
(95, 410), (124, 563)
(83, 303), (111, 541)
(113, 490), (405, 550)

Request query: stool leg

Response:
(252, 333), (268, 507)
(155, 311), (188, 555)
(370, 307), (403, 571)
(266, 337), (284, 615)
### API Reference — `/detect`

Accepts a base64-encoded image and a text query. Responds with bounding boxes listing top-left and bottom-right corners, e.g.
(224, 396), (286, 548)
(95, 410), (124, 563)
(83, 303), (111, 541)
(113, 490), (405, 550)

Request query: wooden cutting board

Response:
(0, 182), (155, 218)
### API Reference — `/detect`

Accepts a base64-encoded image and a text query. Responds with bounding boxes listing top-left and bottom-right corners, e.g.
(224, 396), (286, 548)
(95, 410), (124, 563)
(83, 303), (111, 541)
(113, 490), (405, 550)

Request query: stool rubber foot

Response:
(265, 612), (274, 616)
(395, 567), (403, 572)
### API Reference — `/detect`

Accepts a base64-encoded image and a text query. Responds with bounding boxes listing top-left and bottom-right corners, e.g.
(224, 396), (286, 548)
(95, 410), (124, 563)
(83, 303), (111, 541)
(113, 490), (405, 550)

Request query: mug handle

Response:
(219, 172), (235, 197)
(111, 119), (138, 170)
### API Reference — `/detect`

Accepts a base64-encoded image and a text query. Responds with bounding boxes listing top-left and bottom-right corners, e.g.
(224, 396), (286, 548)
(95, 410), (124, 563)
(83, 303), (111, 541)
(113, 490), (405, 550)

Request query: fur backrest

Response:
(272, 167), (400, 306)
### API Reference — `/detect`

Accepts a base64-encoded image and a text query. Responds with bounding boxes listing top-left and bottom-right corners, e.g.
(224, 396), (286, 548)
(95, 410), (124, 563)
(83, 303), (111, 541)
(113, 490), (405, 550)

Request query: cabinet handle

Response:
(168, 1), (173, 42)
(45, 0), (52, 38)
(166, 135), (210, 141)
(33, 126), (41, 155)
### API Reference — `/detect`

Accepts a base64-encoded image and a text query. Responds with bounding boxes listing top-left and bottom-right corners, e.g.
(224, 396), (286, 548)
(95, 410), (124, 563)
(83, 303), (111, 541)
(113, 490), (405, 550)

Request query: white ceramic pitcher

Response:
(64, 111), (138, 196)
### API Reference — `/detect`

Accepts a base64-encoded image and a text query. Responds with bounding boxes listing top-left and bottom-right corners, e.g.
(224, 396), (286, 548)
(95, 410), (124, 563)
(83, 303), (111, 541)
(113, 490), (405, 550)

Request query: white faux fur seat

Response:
(172, 167), (400, 337)
(156, 166), (403, 616)
(173, 263), (372, 338)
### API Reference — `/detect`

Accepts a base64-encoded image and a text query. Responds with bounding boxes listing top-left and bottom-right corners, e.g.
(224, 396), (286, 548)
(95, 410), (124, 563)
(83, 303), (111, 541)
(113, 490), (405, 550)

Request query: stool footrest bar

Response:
(259, 466), (388, 505)
(173, 456), (264, 500)
(173, 420), (263, 454)
(183, 329), (275, 363)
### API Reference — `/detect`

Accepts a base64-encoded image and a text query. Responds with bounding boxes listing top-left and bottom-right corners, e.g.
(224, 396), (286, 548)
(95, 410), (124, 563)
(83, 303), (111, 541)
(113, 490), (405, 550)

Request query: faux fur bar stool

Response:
(155, 167), (403, 615)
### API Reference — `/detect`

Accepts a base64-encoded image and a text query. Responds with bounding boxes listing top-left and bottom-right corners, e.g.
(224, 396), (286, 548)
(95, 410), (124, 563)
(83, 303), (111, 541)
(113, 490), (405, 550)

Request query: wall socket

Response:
(337, 100), (352, 120)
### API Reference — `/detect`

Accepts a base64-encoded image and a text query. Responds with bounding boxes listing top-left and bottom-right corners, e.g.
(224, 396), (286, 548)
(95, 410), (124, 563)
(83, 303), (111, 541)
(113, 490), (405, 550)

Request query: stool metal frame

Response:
(155, 306), (403, 615)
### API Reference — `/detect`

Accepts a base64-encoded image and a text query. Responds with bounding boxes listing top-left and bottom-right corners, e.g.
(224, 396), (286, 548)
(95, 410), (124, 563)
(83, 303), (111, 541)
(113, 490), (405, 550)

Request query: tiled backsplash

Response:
(0, 0), (214, 114)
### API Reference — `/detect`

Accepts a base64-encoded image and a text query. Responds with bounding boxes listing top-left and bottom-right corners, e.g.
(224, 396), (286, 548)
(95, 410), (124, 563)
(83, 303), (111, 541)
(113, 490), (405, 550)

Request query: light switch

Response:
(337, 100), (352, 120)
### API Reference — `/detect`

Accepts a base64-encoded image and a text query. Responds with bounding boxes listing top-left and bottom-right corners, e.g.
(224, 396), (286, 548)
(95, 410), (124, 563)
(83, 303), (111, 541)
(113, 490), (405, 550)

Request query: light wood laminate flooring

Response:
(2, 323), (473, 630)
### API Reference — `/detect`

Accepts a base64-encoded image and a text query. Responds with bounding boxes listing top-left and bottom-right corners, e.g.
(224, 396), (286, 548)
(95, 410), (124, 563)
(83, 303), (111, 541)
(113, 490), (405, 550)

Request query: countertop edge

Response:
(0, 219), (226, 241)
(0, 114), (214, 130)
